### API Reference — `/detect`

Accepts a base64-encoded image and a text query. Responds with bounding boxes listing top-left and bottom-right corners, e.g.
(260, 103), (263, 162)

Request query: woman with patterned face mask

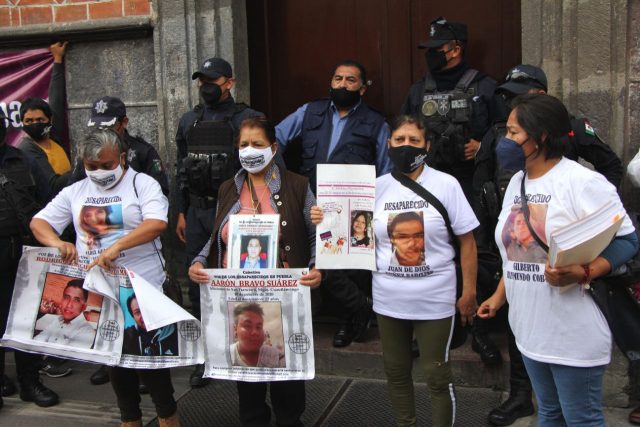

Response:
(188, 117), (321, 427)
(30, 128), (178, 427)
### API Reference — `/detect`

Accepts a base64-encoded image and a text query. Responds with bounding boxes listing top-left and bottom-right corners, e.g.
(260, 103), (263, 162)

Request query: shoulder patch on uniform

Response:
(584, 121), (595, 136)
(152, 159), (164, 174)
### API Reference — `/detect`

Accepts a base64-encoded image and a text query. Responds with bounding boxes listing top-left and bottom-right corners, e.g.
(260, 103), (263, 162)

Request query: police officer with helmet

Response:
(474, 64), (623, 427)
(0, 114), (60, 409)
(400, 16), (501, 367)
(175, 57), (263, 387)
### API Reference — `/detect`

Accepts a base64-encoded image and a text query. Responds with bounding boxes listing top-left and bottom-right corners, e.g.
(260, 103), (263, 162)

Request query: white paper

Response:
(315, 164), (376, 270)
(2, 247), (204, 369)
(200, 269), (314, 382)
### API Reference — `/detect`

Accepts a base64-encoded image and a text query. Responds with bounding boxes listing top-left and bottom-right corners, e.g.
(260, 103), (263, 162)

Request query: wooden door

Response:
(246, 0), (521, 123)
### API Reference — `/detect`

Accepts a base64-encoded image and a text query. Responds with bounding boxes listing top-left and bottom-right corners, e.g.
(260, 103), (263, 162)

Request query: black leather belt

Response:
(189, 193), (217, 209)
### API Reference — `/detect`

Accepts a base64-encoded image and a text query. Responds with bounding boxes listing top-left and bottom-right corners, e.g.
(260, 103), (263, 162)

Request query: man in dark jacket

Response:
(0, 114), (59, 409)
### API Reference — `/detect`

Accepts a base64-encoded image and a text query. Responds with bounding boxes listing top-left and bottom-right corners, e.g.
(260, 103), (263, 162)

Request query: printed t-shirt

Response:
(495, 157), (634, 367)
(34, 169), (168, 288)
(41, 140), (71, 174)
(372, 167), (479, 320)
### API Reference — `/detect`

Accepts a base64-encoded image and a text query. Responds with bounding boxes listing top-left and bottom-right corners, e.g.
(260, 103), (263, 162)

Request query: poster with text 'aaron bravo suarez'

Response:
(200, 269), (314, 382)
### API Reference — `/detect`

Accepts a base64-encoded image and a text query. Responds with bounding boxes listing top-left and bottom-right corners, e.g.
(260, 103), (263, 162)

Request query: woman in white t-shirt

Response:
(313, 116), (479, 426)
(30, 129), (179, 426)
(478, 94), (638, 426)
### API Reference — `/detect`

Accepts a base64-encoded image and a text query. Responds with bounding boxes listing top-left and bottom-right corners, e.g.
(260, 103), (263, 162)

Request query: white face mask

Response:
(85, 164), (124, 189)
(238, 146), (274, 174)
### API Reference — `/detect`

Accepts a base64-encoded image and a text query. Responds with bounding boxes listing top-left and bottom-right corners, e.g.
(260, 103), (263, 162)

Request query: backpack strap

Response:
(455, 69), (479, 92)
(520, 173), (549, 252)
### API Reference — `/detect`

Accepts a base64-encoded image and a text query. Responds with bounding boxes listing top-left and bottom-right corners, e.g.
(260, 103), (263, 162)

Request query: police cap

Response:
(192, 57), (233, 81)
(419, 17), (468, 49)
(497, 64), (548, 94)
(87, 96), (126, 128)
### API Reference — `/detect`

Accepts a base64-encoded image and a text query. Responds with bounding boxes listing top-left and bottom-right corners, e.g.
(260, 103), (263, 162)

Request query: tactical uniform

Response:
(176, 97), (263, 318)
(0, 140), (59, 408)
(400, 63), (496, 202)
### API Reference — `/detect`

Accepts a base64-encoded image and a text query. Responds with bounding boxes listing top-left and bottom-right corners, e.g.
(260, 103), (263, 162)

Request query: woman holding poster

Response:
(30, 129), (179, 426)
(189, 117), (320, 427)
(368, 116), (479, 427)
(477, 94), (639, 426)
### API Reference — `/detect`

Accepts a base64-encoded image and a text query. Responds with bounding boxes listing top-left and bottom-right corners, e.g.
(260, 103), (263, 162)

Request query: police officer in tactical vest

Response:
(474, 64), (623, 427)
(175, 58), (263, 387)
(400, 16), (501, 367)
(400, 17), (496, 203)
(0, 114), (60, 409)
(276, 59), (392, 348)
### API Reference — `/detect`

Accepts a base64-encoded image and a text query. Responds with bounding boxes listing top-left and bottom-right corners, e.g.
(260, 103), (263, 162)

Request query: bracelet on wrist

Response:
(578, 264), (591, 285)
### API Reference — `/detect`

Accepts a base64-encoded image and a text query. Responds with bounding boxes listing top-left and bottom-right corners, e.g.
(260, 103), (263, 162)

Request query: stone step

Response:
(312, 321), (631, 408)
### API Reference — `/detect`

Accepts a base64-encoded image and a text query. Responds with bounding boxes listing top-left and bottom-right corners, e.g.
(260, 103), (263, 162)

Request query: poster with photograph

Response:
(2, 247), (204, 368)
(316, 164), (376, 270)
(199, 269), (314, 382)
(226, 214), (280, 269)
(2, 247), (122, 365)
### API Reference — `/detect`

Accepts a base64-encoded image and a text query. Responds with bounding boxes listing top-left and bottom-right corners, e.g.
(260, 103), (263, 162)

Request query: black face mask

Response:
(200, 83), (222, 106)
(388, 145), (428, 173)
(23, 122), (51, 142)
(425, 48), (449, 73)
(329, 87), (361, 109)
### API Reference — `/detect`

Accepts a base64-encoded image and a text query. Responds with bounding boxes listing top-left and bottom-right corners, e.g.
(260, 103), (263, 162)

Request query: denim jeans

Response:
(522, 355), (606, 427)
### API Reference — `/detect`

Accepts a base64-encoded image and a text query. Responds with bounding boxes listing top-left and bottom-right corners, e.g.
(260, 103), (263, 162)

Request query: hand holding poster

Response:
(316, 164), (376, 270)
(199, 269), (314, 382)
(2, 247), (204, 368)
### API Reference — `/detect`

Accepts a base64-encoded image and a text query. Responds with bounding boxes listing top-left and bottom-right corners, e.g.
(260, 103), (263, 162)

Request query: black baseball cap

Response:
(419, 17), (468, 49)
(497, 65), (548, 94)
(191, 57), (233, 80)
(88, 96), (126, 127)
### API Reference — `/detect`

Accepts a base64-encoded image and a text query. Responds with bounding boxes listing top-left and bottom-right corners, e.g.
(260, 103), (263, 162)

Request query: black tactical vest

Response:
(0, 157), (38, 237)
(180, 104), (246, 206)
(421, 69), (478, 170)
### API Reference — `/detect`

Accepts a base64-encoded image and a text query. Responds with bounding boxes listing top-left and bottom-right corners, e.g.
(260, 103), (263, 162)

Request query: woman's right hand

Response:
(55, 241), (77, 264)
(476, 294), (505, 319)
(310, 206), (324, 225)
(188, 262), (210, 284)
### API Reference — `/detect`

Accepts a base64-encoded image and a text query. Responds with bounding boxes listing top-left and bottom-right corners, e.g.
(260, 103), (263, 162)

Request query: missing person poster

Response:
(2, 247), (204, 368)
(315, 164), (376, 270)
(199, 269), (314, 382)
(226, 214), (280, 269)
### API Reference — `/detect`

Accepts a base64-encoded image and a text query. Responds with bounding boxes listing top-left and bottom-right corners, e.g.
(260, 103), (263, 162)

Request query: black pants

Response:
(321, 270), (371, 321)
(0, 236), (41, 385)
(185, 205), (216, 319)
(109, 366), (177, 421)
(237, 380), (305, 427)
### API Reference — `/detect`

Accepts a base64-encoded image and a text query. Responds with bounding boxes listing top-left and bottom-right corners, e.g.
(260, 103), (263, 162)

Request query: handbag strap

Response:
(519, 173), (549, 253)
(391, 170), (459, 256)
(133, 173), (166, 270)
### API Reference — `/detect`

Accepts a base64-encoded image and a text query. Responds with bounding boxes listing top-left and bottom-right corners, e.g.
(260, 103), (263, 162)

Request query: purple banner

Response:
(0, 48), (54, 148)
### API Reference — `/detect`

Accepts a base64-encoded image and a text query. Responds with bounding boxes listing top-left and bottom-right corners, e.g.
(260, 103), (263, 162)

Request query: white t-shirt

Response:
(373, 167), (479, 320)
(34, 169), (168, 288)
(496, 157), (634, 367)
(34, 313), (95, 349)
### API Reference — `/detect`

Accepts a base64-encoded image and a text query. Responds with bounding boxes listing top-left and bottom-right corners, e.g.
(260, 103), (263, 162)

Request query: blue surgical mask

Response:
(496, 137), (529, 171)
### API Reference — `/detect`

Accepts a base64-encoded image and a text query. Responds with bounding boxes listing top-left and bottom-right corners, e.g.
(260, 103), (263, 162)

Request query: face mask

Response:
(426, 48), (448, 72)
(23, 122), (52, 142)
(496, 137), (534, 171)
(85, 164), (124, 189)
(200, 83), (222, 106)
(388, 145), (428, 173)
(239, 146), (274, 174)
(329, 87), (361, 109)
